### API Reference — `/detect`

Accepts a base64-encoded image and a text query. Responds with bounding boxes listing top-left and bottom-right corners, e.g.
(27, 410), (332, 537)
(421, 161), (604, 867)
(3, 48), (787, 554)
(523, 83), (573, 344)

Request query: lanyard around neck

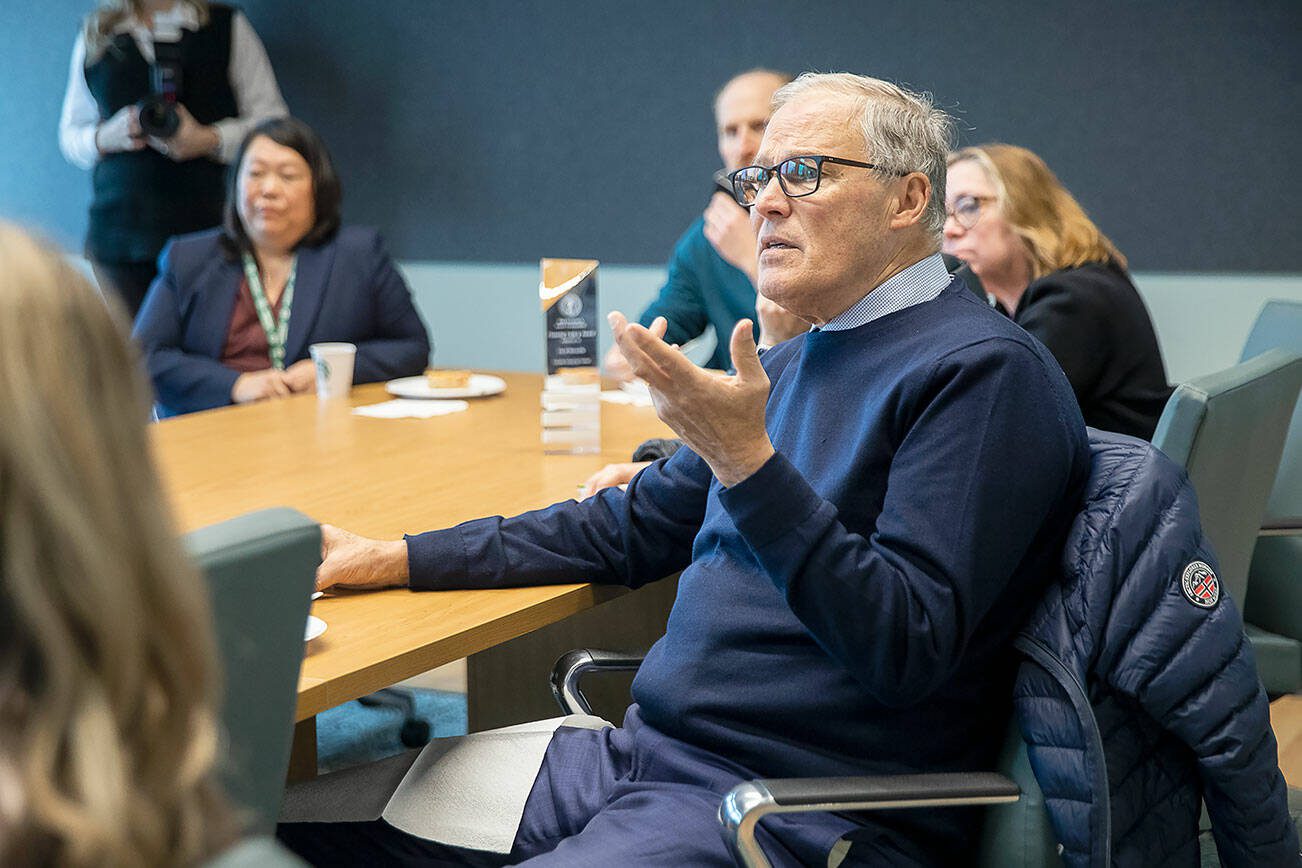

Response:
(241, 252), (297, 370)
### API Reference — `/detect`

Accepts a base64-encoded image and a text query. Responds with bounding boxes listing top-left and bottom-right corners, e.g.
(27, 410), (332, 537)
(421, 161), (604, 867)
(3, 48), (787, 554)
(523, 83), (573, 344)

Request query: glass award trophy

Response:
(540, 258), (600, 454)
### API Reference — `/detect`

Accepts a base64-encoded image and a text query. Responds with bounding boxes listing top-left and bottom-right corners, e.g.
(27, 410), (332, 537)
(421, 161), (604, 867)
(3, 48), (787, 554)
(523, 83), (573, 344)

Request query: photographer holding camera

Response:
(60, 0), (286, 317)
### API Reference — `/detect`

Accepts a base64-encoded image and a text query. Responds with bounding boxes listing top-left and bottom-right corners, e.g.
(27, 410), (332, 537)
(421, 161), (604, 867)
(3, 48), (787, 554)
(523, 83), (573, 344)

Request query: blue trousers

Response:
(278, 710), (936, 866)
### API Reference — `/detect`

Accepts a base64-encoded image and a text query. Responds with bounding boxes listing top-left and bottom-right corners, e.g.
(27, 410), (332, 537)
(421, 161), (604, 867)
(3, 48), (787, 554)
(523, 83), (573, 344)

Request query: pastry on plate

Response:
(425, 369), (472, 389)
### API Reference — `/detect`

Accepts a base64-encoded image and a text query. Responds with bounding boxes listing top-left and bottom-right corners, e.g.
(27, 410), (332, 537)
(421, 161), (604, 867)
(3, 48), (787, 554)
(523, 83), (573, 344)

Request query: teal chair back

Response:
(1151, 348), (1302, 607)
(976, 717), (1063, 867)
(184, 508), (320, 834)
(1237, 301), (1302, 693)
(1240, 300), (1302, 519)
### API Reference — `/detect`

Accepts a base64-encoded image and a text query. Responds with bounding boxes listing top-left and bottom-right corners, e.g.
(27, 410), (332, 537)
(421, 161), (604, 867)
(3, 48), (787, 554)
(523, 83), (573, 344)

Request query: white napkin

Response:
(279, 714), (613, 853)
(382, 715), (612, 852)
(352, 399), (469, 419)
(600, 383), (653, 407)
(600, 390), (644, 406)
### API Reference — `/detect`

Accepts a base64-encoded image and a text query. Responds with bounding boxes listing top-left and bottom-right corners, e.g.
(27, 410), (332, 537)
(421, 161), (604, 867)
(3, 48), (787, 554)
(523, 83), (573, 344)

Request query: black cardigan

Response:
(1014, 261), (1172, 440)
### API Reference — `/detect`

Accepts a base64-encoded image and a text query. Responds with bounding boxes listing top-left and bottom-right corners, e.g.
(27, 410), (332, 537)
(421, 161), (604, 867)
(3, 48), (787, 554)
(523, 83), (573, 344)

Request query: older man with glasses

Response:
(286, 73), (1090, 867)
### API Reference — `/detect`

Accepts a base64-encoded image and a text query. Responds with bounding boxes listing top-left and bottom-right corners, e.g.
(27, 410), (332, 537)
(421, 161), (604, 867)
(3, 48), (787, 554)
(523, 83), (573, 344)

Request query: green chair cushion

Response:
(1246, 625), (1302, 696)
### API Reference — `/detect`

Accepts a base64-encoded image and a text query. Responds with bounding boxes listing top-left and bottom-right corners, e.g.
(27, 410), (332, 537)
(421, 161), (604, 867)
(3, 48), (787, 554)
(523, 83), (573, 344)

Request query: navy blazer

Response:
(134, 226), (431, 416)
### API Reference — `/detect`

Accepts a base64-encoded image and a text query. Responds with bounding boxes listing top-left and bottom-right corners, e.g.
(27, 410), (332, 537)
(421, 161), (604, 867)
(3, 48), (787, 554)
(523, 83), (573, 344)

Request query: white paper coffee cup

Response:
(309, 342), (356, 399)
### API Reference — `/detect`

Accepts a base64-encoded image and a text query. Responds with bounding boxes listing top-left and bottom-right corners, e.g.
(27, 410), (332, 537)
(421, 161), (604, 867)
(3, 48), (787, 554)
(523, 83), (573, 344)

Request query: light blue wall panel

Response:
(1135, 274), (1302, 383)
(400, 260), (1302, 384)
(401, 261), (668, 374)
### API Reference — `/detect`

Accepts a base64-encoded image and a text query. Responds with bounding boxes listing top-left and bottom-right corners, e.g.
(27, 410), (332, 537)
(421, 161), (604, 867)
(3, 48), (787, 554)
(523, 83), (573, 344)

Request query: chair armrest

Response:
(1261, 516), (1302, 537)
(549, 648), (647, 715)
(719, 773), (1020, 868)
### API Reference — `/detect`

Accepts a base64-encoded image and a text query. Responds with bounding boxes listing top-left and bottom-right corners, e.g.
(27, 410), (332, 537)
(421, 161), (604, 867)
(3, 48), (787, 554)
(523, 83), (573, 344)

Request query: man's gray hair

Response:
(773, 73), (954, 237)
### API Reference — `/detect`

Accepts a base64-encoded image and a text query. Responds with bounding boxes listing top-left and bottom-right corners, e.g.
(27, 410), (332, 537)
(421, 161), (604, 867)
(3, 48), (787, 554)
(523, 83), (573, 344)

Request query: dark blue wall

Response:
(4, 1), (1298, 270)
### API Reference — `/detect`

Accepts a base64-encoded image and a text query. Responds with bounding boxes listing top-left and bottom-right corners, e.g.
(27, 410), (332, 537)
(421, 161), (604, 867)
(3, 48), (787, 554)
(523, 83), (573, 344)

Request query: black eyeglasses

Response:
(945, 195), (996, 230)
(728, 154), (905, 207)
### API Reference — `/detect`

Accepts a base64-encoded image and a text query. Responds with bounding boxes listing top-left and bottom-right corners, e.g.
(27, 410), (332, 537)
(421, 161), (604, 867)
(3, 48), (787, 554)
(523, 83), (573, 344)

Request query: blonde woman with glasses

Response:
(0, 224), (297, 867)
(943, 144), (1172, 439)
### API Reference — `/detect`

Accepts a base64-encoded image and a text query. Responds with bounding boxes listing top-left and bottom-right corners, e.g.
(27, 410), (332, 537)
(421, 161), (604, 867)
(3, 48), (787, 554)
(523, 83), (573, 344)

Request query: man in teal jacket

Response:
(603, 68), (796, 381)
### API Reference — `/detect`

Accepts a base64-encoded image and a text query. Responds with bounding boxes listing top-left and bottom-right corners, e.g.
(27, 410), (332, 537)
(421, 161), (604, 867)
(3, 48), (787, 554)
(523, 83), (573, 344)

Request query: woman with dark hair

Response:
(134, 116), (431, 416)
(943, 144), (1171, 439)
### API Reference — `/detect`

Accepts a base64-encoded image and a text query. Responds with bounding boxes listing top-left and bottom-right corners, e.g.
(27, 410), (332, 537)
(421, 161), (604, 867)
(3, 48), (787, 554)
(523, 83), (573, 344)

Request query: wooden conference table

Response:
(151, 372), (672, 770)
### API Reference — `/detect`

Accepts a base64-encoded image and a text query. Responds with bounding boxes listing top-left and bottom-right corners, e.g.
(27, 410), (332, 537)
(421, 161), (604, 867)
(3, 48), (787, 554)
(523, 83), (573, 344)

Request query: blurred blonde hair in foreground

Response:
(0, 223), (234, 865)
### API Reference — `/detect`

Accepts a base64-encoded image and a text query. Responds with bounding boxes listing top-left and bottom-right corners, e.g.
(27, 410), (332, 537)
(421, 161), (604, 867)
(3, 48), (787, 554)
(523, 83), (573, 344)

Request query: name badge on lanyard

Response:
(242, 252), (297, 370)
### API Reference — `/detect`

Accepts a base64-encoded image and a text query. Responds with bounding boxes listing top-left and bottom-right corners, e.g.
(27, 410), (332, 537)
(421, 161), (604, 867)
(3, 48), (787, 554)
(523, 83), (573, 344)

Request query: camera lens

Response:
(137, 95), (180, 139)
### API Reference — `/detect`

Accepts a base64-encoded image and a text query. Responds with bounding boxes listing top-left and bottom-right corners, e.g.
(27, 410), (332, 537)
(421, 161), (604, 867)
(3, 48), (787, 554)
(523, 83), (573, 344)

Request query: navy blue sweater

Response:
(407, 280), (1089, 857)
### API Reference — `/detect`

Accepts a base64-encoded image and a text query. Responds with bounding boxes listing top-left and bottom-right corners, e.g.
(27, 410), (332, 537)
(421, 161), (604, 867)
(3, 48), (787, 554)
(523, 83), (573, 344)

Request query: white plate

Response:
(305, 615), (327, 642)
(386, 374), (507, 400)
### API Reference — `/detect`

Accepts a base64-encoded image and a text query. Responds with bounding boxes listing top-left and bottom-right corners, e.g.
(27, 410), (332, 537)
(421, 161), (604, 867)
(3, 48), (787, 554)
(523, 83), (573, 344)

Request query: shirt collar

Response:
(117, 4), (201, 41)
(819, 252), (952, 332)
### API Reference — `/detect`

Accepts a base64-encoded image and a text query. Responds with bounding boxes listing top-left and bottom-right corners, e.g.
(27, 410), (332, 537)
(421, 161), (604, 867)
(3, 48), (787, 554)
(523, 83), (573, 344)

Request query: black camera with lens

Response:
(136, 40), (183, 139)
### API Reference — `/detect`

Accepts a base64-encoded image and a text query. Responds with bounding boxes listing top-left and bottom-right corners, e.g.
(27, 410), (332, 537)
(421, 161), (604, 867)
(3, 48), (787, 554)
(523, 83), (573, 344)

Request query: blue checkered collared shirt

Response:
(819, 252), (952, 332)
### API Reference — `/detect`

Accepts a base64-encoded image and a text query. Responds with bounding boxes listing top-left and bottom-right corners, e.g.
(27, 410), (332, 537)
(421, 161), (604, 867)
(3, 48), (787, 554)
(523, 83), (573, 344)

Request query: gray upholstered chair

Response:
(184, 507), (321, 834)
(1150, 348), (1302, 612)
(1234, 301), (1302, 695)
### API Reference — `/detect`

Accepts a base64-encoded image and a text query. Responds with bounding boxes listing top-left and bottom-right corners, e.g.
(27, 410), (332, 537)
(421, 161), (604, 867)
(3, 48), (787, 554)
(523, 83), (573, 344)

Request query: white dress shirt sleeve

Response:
(212, 10), (288, 164)
(58, 31), (102, 170)
(60, 12), (288, 170)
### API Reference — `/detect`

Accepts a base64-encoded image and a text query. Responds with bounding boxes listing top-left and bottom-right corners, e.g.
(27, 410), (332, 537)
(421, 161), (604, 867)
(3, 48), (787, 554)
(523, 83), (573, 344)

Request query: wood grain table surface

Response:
(150, 373), (671, 720)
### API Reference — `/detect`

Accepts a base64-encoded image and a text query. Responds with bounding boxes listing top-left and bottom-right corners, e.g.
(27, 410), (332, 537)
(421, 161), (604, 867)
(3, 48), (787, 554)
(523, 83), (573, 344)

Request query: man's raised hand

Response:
(607, 312), (773, 487)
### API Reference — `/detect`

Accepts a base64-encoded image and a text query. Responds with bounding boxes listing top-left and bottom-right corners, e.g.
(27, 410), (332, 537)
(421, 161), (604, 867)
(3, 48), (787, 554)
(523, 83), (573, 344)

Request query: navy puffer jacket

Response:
(1014, 431), (1298, 867)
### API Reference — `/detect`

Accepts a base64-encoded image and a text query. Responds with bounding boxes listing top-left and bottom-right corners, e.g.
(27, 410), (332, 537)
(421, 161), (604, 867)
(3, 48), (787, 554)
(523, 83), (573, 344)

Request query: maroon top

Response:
(220, 276), (285, 372)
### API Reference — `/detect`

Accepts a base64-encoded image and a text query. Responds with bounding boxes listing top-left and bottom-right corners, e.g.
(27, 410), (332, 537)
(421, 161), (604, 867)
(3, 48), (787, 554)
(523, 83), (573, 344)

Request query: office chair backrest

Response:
(184, 508), (320, 834)
(1240, 300), (1302, 519)
(1151, 348), (1302, 606)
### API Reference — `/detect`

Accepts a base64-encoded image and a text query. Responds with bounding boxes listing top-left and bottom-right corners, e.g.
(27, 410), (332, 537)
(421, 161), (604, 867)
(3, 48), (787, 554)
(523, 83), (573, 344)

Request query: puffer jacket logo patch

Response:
(1181, 560), (1220, 608)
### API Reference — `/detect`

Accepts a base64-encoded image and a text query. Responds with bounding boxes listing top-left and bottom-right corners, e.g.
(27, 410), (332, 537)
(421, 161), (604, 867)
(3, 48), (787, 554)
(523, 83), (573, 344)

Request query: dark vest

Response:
(83, 4), (237, 263)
